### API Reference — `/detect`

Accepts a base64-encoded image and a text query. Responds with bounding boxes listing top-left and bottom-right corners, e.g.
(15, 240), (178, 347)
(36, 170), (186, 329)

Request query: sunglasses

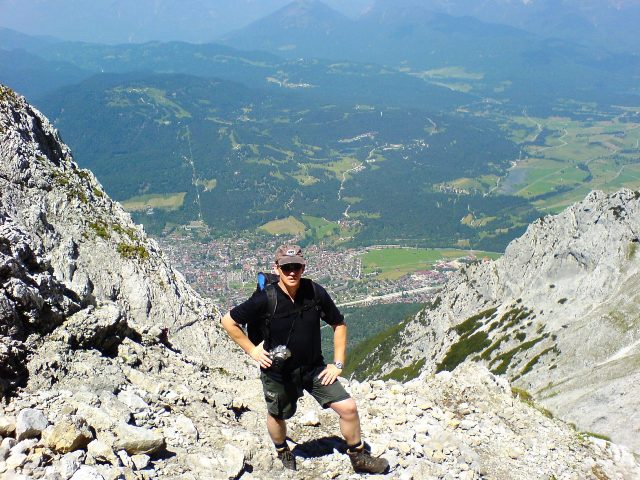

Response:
(279, 263), (303, 273)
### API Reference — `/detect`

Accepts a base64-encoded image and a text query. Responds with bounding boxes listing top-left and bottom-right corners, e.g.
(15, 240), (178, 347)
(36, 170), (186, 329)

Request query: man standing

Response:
(221, 244), (389, 474)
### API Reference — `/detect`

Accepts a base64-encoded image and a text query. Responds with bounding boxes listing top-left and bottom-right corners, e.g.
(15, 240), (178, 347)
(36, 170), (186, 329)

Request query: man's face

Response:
(276, 262), (305, 289)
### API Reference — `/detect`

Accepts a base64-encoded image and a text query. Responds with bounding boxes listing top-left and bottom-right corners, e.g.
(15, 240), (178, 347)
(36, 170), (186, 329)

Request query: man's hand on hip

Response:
(250, 341), (272, 369)
(318, 364), (342, 385)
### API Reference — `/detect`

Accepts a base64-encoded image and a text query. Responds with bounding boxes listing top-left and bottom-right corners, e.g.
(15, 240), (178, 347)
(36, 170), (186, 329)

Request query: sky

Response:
(0, 0), (375, 44)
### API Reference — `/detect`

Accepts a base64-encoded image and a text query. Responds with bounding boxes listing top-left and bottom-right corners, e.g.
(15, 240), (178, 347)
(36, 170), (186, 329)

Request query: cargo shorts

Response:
(260, 365), (351, 420)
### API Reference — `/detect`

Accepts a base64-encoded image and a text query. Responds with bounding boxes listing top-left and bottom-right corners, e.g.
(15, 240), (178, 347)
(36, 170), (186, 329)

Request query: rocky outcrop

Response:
(362, 188), (640, 454)
(0, 85), (244, 393)
(1, 85), (639, 478)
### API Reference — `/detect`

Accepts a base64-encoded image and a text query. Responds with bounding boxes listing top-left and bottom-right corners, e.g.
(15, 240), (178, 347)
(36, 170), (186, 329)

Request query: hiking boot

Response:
(277, 445), (297, 471)
(348, 447), (389, 474)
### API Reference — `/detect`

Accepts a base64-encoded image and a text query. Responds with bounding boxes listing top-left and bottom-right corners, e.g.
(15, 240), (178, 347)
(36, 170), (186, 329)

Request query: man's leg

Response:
(329, 398), (361, 446)
(266, 413), (296, 470)
(266, 413), (287, 444)
(261, 373), (299, 470)
(330, 398), (389, 474)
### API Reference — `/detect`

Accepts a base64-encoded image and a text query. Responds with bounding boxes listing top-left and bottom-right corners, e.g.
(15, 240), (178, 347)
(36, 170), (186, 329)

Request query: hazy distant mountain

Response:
(221, 0), (352, 58)
(377, 0), (640, 54)
(0, 48), (91, 99)
(0, 0), (371, 44)
(222, 0), (640, 108)
(0, 0), (269, 43)
(223, 0), (542, 65)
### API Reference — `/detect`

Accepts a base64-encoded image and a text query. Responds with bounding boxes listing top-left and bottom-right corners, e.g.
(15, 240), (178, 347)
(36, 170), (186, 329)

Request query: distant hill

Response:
(392, 0), (640, 55)
(221, 1), (640, 108)
(221, 0), (352, 59)
(0, 48), (91, 99)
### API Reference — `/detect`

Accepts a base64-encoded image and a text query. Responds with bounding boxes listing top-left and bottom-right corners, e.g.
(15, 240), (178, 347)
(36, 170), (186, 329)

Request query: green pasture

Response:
(362, 247), (500, 280)
(511, 159), (589, 198)
(440, 175), (500, 194)
(301, 215), (339, 241)
(195, 178), (217, 191)
(500, 114), (640, 208)
(108, 87), (191, 120)
(121, 192), (186, 212)
(258, 216), (306, 235)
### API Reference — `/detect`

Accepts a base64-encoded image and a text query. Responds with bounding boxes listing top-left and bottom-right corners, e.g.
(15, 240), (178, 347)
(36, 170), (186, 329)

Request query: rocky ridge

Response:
(1, 85), (639, 479)
(360, 188), (640, 455)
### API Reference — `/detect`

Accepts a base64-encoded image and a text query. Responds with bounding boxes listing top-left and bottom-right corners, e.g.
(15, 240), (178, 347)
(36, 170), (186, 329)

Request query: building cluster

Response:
(156, 232), (475, 310)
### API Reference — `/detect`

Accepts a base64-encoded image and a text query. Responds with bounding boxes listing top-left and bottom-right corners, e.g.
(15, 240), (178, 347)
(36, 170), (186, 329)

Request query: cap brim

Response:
(278, 256), (306, 265)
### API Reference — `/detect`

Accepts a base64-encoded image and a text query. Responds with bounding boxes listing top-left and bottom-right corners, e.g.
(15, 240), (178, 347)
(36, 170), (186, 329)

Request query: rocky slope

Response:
(360, 188), (640, 455)
(1, 85), (639, 479)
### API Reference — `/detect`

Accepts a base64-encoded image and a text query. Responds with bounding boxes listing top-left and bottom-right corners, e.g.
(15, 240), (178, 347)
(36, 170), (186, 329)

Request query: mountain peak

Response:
(252, 0), (349, 29)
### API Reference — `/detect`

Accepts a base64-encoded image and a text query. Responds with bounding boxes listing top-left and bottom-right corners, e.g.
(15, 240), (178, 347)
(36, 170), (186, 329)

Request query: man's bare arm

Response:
(318, 322), (347, 385)
(221, 312), (272, 368)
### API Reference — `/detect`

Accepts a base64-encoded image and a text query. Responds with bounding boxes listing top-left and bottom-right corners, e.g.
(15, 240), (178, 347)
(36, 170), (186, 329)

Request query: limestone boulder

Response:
(42, 415), (93, 453)
(15, 409), (48, 441)
(112, 424), (165, 455)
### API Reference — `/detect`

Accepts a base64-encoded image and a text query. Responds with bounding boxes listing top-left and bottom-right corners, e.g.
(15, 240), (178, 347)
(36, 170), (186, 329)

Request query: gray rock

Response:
(69, 465), (105, 480)
(112, 424), (165, 455)
(130, 453), (150, 470)
(59, 450), (85, 479)
(15, 409), (48, 441)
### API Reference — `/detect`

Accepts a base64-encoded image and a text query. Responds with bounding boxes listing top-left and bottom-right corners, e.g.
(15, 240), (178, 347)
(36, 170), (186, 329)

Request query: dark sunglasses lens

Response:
(281, 263), (303, 272)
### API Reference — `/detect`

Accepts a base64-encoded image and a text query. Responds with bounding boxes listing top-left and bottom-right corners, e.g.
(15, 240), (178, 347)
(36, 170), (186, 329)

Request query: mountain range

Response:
(3, 0), (640, 54)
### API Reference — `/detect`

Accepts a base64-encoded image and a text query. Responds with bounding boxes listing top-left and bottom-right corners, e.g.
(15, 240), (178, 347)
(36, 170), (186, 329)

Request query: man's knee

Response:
(331, 398), (358, 418)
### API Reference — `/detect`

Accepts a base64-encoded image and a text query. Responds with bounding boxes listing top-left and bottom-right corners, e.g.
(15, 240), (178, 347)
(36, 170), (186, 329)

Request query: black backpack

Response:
(247, 271), (324, 348)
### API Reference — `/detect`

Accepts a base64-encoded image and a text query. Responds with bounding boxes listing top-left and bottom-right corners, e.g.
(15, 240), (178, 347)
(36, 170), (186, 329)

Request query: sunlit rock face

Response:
(364, 185), (640, 454)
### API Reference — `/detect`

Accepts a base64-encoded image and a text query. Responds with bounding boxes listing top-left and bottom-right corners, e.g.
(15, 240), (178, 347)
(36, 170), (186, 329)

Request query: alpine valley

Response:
(2, 0), (640, 478)
(1, 82), (639, 480)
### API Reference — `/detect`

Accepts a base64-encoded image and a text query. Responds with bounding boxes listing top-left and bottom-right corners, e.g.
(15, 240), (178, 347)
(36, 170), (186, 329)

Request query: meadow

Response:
(498, 110), (640, 212)
(362, 247), (501, 280)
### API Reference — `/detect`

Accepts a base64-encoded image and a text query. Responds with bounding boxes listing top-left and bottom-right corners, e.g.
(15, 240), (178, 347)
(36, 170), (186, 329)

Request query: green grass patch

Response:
(382, 358), (426, 382)
(436, 331), (491, 373)
(301, 215), (339, 242)
(501, 114), (640, 210)
(361, 247), (498, 281)
(195, 178), (217, 192)
(454, 307), (498, 336)
(490, 336), (547, 375)
(328, 303), (424, 379)
(579, 431), (612, 442)
(259, 216), (306, 235)
(117, 242), (149, 261)
(520, 346), (557, 376)
(121, 192), (187, 212)
(88, 220), (110, 240)
(512, 387), (553, 419)
(479, 334), (510, 360)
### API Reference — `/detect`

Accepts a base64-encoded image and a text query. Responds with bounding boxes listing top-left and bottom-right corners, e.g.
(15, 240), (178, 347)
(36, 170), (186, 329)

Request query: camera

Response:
(269, 345), (292, 372)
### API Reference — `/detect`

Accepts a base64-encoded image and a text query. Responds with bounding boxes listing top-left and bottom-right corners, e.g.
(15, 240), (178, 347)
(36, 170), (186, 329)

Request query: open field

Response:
(259, 216), (306, 235)
(499, 112), (640, 211)
(362, 247), (501, 280)
(121, 192), (186, 211)
(301, 215), (339, 241)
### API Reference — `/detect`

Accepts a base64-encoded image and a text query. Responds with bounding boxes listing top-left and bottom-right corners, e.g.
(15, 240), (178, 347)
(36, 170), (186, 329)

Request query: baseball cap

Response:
(275, 244), (306, 266)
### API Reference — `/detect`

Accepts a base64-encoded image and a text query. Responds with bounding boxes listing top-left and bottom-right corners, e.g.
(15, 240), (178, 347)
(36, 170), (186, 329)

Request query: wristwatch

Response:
(334, 361), (344, 369)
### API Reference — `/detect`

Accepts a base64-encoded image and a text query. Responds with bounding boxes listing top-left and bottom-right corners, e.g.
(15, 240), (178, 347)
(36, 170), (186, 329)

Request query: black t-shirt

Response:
(230, 279), (344, 379)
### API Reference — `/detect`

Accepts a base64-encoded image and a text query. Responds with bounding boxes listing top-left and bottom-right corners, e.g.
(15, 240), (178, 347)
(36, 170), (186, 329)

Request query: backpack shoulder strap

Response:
(308, 279), (326, 319)
(263, 283), (278, 345)
(265, 283), (278, 319)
